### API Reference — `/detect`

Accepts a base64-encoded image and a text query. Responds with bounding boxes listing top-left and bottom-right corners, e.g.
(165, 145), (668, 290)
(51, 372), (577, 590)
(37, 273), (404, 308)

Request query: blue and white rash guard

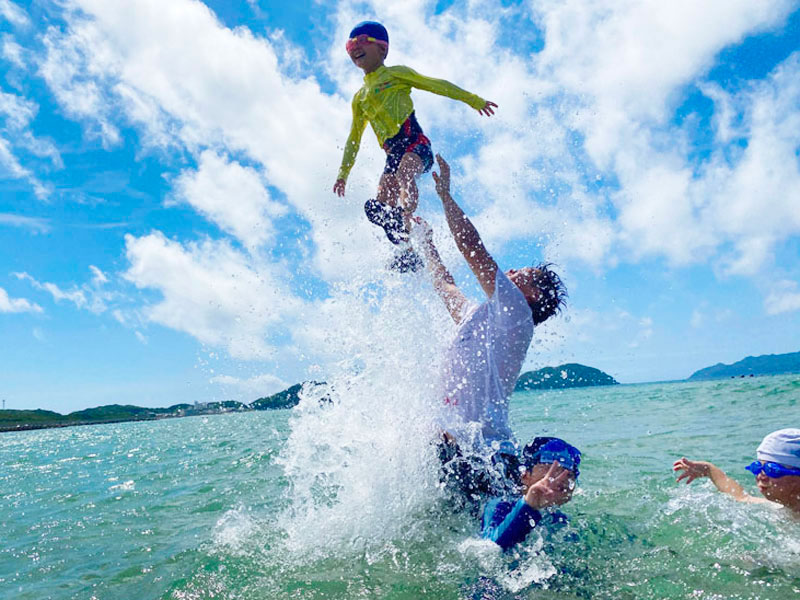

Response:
(481, 497), (568, 550)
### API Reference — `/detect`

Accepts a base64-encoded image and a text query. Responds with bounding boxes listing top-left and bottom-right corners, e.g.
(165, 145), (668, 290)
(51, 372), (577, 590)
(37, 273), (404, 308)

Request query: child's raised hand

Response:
(333, 179), (346, 197)
(673, 457), (711, 484)
(524, 461), (574, 509)
(478, 101), (498, 117)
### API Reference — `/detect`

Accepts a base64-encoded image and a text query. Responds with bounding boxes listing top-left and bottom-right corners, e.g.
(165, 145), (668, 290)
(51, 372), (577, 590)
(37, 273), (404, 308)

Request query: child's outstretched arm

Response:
(673, 457), (766, 504)
(391, 66), (497, 117)
(333, 98), (368, 196)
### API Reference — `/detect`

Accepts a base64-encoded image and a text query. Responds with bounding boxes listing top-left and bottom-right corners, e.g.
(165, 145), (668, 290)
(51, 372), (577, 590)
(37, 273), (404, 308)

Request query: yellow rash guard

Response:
(336, 64), (486, 182)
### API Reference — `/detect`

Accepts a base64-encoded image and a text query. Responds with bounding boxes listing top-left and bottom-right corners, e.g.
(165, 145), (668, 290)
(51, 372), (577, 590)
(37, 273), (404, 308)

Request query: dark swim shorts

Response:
(383, 112), (434, 176)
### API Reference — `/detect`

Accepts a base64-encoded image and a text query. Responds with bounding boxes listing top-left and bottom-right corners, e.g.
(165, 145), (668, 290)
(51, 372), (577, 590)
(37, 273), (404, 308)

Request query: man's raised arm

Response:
(411, 217), (467, 323)
(431, 155), (499, 298)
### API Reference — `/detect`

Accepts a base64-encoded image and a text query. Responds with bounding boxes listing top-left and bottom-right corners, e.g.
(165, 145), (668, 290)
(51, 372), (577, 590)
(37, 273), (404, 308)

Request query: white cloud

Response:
(0, 137), (50, 198)
(30, 0), (800, 370)
(14, 266), (115, 314)
(171, 150), (287, 251)
(2, 33), (26, 68)
(40, 0), (378, 278)
(0, 212), (50, 233)
(0, 92), (62, 166)
(765, 280), (800, 315)
(0, 90), (61, 198)
(123, 231), (307, 360)
(0, 286), (42, 313)
(0, 0), (28, 27)
(535, 0), (794, 165)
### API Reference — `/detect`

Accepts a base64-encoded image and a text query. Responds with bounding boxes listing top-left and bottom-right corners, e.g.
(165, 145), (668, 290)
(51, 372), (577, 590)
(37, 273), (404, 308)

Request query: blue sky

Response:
(1, 0), (800, 413)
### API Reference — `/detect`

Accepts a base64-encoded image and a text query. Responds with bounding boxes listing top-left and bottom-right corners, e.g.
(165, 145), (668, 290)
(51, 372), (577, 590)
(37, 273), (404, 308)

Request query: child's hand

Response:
(431, 154), (451, 199)
(478, 101), (498, 117)
(524, 461), (574, 509)
(333, 179), (346, 196)
(673, 457), (711, 484)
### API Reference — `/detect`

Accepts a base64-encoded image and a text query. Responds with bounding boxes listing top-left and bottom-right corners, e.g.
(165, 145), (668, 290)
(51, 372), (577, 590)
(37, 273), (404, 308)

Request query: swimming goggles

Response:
(522, 438), (581, 478)
(745, 460), (800, 478)
(346, 34), (388, 53)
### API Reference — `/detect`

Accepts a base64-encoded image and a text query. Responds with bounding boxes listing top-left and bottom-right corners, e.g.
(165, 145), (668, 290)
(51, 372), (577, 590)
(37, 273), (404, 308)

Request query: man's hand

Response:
(431, 154), (451, 200)
(478, 101), (498, 117)
(673, 457), (712, 484)
(409, 216), (433, 246)
(524, 462), (574, 509)
(333, 178), (346, 197)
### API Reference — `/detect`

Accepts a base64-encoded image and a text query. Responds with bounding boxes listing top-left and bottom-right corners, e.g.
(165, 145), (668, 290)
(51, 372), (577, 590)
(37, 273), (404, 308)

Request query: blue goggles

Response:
(745, 460), (800, 479)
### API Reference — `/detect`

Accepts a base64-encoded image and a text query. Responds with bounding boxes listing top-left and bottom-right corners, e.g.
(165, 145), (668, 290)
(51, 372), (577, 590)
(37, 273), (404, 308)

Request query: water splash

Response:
(276, 271), (455, 560)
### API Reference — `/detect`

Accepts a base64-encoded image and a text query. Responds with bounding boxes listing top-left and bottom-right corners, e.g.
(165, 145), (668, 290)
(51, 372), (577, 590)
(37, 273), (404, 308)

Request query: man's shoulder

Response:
(490, 271), (534, 326)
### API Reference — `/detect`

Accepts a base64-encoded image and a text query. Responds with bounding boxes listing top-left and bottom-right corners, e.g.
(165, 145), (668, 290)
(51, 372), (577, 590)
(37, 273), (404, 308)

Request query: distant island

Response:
(0, 383), (313, 433)
(515, 363), (618, 391)
(688, 351), (800, 381)
(3, 363), (619, 433)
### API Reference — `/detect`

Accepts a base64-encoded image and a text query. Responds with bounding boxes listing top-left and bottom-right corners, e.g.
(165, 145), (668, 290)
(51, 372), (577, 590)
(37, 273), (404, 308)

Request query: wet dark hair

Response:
(529, 263), (567, 325)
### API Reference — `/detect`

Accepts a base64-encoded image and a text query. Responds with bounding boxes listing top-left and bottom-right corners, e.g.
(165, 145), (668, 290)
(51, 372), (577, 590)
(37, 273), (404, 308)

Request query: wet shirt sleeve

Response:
(337, 94), (369, 182)
(481, 497), (542, 550)
(390, 65), (486, 111)
(487, 270), (535, 396)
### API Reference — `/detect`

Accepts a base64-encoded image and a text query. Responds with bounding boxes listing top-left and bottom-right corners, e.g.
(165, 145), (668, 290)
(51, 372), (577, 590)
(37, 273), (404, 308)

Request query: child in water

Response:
(673, 428), (800, 516)
(332, 21), (497, 271)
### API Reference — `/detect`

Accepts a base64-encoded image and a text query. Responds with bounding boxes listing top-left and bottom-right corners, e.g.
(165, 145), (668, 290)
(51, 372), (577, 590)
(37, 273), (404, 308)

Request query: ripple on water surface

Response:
(2, 376), (800, 599)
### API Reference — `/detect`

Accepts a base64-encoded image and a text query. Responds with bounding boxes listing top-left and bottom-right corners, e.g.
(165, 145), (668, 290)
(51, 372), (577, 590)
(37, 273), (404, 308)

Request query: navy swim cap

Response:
(349, 21), (389, 45)
(522, 437), (581, 477)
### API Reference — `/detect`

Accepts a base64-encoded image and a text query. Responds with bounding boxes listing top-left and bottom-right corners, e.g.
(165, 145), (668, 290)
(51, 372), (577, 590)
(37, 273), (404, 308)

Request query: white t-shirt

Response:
(438, 270), (534, 450)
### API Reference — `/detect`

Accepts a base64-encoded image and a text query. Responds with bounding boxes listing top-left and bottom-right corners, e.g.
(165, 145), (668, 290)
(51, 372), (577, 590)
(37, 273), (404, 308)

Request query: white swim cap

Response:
(757, 428), (800, 469)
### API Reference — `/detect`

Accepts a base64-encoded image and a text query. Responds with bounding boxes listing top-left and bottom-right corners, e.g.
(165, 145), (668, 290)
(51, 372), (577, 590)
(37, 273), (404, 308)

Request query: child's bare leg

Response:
(396, 152), (424, 215)
(376, 173), (401, 207)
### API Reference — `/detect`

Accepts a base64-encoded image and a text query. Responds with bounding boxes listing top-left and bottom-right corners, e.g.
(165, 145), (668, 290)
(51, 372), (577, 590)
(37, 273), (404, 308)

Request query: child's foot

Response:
(389, 247), (424, 273)
(364, 199), (408, 245)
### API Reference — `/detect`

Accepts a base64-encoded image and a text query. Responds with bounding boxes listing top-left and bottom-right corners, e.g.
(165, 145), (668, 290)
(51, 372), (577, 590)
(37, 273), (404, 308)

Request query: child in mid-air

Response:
(332, 20), (497, 271)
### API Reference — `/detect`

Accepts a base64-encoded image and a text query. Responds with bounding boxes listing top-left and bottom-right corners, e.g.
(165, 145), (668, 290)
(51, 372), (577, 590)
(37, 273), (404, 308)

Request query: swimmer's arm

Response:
(411, 217), (468, 323)
(336, 96), (368, 185)
(482, 497), (542, 550)
(673, 457), (767, 503)
(432, 155), (498, 298)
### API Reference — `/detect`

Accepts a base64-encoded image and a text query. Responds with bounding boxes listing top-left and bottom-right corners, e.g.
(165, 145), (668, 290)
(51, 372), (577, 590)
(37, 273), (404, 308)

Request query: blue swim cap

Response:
(522, 437), (581, 477)
(349, 21), (389, 45)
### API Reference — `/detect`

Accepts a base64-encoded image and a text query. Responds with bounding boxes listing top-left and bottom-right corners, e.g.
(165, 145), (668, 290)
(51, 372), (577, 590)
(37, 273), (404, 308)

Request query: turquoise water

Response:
(3, 375), (800, 599)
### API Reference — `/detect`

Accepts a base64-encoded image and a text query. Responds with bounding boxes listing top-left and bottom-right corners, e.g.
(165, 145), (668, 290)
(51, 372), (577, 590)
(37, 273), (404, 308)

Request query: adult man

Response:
(411, 154), (576, 549)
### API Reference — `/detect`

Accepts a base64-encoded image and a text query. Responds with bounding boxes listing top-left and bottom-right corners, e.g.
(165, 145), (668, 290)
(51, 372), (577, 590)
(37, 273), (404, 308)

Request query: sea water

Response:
(3, 374), (800, 600)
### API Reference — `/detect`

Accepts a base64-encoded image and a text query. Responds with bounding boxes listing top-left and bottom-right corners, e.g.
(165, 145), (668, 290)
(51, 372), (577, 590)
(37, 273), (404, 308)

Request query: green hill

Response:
(0, 409), (70, 428)
(688, 351), (800, 380)
(515, 363), (618, 391)
(251, 383), (306, 410)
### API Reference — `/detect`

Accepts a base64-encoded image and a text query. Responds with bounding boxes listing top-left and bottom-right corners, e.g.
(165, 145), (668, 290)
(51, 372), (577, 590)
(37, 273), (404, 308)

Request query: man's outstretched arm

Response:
(432, 155), (499, 298)
(411, 217), (468, 323)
